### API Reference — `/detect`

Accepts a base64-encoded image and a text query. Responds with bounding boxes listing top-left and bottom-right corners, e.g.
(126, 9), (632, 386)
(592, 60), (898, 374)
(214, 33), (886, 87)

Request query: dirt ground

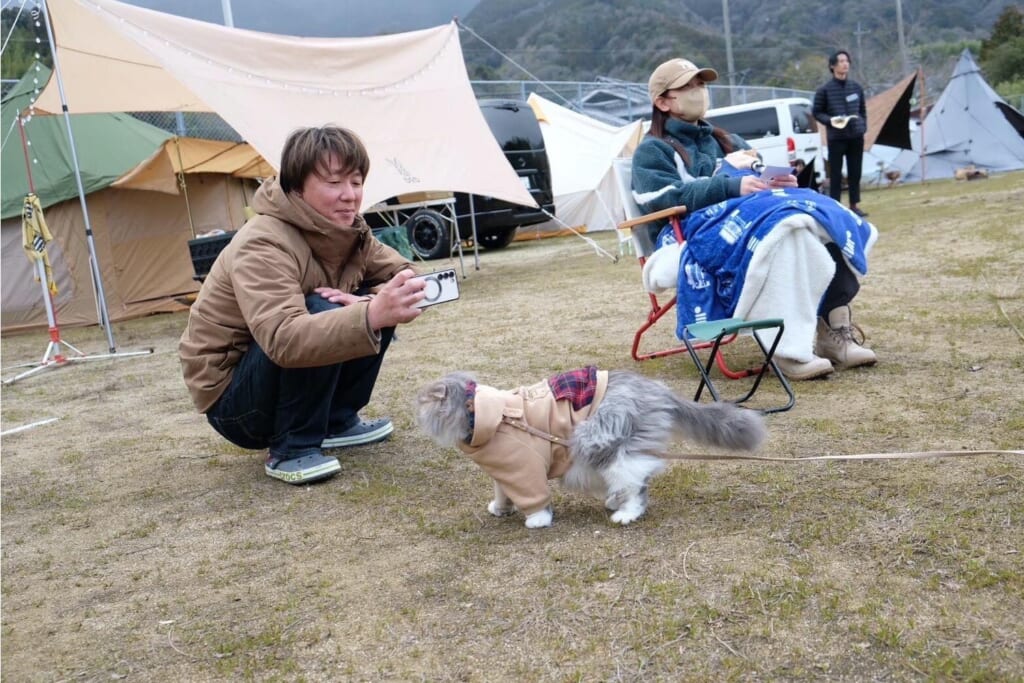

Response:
(2, 173), (1022, 682)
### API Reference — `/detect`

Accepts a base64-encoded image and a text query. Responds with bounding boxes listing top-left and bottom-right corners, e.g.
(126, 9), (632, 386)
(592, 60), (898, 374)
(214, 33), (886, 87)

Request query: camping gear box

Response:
(188, 231), (236, 281)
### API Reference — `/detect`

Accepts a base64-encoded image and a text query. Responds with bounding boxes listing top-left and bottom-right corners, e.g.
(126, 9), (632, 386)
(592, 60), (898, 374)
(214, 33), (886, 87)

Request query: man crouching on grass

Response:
(179, 125), (428, 485)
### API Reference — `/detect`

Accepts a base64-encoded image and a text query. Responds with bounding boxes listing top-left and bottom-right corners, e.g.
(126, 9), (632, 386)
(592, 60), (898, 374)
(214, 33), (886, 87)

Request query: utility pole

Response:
(722, 0), (735, 105)
(221, 0), (234, 27)
(853, 22), (868, 81)
(895, 0), (910, 74)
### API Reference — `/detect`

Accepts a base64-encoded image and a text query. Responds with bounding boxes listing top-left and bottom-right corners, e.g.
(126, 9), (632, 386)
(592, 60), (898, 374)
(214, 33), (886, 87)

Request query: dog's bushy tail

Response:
(669, 397), (766, 451)
(602, 371), (766, 453)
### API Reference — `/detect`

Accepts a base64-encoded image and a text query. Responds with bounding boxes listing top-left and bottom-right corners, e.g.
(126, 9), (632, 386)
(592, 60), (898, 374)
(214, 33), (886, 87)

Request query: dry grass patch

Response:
(2, 172), (1022, 681)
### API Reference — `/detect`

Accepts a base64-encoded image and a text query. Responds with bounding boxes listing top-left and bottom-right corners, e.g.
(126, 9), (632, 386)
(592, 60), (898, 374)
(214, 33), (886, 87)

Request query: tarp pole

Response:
(467, 194), (480, 271)
(40, 0), (117, 352)
(917, 66), (927, 182)
(174, 137), (197, 238)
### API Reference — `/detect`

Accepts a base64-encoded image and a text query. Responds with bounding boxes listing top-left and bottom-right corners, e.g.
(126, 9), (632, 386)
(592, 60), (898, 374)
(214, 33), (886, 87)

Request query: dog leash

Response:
(501, 416), (567, 445)
(499, 417), (1023, 463)
(659, 449), (1024, 463)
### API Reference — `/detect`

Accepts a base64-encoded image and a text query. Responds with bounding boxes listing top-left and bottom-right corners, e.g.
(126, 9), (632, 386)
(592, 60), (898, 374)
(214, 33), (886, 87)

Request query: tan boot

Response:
(815, 306), (877, 369)
(774, 355), (834, 380)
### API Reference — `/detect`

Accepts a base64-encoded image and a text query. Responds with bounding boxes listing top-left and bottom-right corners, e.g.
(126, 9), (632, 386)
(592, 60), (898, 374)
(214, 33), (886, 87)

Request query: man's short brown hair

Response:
(278, 125), (370, 194)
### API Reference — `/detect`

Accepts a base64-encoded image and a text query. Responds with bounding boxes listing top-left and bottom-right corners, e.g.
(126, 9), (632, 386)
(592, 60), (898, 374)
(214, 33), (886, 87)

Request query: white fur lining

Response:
(733, 215), (835, 362)
(641, 242), (682, 294)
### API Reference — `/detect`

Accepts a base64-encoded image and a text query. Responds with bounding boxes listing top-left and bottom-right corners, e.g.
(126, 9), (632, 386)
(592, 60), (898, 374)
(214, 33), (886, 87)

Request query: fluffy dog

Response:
(414, 367), (766, 528)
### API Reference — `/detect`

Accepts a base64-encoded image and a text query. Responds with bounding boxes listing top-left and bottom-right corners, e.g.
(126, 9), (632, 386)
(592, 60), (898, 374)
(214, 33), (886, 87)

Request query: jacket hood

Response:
(467, 385), (520, 448)
(251, 177), (371, 274)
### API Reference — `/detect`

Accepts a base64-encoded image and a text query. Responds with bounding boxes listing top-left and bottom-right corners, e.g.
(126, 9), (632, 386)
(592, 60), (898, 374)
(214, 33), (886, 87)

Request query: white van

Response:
(704, 97), (825, 188)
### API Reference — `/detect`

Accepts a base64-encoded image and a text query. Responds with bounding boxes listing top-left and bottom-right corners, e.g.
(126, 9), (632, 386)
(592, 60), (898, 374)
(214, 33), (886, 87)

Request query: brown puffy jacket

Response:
(456, 372), (609, 515)
(179, 178), (412, 412)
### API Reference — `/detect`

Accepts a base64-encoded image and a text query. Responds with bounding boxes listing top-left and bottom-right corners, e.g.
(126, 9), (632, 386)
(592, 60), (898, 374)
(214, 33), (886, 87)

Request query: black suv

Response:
(399, 99), (556, 259)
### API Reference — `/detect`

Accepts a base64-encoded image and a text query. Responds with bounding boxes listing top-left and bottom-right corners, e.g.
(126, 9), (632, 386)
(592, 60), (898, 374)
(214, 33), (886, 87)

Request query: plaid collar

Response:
(464, 380), (477, 443)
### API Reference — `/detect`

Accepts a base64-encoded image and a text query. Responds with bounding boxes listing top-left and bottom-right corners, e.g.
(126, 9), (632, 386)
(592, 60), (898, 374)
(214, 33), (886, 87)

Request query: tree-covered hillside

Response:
(460, 0), (1023, 100)
(3, 0), (1021, 107)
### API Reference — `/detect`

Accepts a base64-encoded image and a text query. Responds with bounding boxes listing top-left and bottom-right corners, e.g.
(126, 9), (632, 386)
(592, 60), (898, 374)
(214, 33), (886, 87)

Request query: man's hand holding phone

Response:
(366, 268), (460, 331)
(409, 269), (460, 308)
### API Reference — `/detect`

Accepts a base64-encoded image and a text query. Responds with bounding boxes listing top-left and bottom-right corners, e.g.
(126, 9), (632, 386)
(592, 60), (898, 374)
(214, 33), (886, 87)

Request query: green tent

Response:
(1, 62), (172, 219)
(2, 63), (258, 333)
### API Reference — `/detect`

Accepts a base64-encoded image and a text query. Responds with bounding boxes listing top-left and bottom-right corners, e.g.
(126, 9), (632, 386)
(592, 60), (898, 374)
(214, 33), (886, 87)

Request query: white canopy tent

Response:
(522, 93), (643, 237)
(34, 0), (536, 210)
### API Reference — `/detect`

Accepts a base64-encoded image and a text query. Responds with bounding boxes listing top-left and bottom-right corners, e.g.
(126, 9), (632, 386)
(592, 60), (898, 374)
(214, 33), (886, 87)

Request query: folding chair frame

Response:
(683, 318), (795, 414)
(619, 207), (751, 379)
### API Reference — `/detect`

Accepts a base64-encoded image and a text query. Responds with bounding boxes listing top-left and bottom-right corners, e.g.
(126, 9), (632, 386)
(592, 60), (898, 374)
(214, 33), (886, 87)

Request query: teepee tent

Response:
(521, 93), (643, 238)
(859, 70), (919, 184)
(891, 49), (1024, 181)
(865, 70), (918, 151)
(33, 0), (535, 210)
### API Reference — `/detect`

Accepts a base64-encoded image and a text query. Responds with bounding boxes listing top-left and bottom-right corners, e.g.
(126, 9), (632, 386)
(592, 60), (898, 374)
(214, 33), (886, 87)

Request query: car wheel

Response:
(406, 209), (450, 260)
(477, 227), (517, 250)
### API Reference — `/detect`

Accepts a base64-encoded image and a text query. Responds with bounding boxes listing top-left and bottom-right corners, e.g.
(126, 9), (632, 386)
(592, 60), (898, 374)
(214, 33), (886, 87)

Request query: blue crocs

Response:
(321, 417), (394, 449)
(265, 451), (341, 485)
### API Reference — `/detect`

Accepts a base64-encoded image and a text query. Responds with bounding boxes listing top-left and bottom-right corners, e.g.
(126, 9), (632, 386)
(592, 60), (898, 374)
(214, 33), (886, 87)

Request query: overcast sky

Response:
(120, 0), (481, 37)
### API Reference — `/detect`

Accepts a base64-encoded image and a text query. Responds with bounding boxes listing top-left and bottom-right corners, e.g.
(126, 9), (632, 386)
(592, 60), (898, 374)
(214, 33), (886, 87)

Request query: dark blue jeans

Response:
(819, 242), (860, 315)
(206, 294), (394, 459)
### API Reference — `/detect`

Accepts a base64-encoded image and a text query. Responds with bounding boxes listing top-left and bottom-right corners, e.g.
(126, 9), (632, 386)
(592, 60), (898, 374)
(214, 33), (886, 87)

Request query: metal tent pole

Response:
(39, 0), (117, 352)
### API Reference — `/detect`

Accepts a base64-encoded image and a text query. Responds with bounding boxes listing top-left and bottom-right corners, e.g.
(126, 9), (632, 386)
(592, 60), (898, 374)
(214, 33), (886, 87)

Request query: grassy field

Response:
(2, 172), (1022, 681)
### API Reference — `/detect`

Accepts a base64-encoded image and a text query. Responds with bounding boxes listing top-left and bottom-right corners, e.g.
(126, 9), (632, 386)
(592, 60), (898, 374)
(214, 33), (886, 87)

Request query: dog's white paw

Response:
(524, 507), (553, 528)
(610, 501), (646, 525)
(487, 500), (516, 517)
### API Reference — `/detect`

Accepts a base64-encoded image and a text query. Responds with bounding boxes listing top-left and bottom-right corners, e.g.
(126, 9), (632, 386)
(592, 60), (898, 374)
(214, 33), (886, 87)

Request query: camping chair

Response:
(611, 157), (795, 413)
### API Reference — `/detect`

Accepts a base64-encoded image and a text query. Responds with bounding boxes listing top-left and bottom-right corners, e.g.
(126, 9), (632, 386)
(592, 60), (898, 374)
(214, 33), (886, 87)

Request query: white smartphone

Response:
(412, 269), (460, 308)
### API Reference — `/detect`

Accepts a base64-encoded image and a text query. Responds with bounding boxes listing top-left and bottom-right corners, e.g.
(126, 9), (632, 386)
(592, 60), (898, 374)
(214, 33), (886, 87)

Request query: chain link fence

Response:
(126, 81), (817, 139)
(129, 111), (243, 141)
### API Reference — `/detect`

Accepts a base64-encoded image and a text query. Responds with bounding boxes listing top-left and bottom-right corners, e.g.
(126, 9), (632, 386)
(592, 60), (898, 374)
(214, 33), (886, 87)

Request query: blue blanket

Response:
(656, 188), (873, 339)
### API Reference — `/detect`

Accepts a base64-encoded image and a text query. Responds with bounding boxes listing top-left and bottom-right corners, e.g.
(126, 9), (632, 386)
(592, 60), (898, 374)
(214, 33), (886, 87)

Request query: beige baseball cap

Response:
(648, 58), (719, 103)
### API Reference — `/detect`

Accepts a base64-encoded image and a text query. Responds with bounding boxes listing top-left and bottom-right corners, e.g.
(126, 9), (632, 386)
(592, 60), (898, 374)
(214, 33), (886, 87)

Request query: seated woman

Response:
(631, 57), (878, 380)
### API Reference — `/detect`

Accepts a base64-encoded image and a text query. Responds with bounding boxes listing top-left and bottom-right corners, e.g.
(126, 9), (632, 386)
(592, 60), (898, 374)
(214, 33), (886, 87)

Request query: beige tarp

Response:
(114, 138), (273, 194)
(2, 175), (253, 333)
(35, 0), (535, 209)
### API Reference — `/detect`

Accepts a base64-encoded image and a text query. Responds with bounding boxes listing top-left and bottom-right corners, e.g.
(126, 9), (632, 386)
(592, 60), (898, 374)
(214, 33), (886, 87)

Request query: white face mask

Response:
(674, 87), (709, 121)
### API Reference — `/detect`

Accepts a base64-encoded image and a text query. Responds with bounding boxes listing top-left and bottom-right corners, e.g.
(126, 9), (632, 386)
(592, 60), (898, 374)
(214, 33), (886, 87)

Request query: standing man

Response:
(813, 50), (869, 217)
